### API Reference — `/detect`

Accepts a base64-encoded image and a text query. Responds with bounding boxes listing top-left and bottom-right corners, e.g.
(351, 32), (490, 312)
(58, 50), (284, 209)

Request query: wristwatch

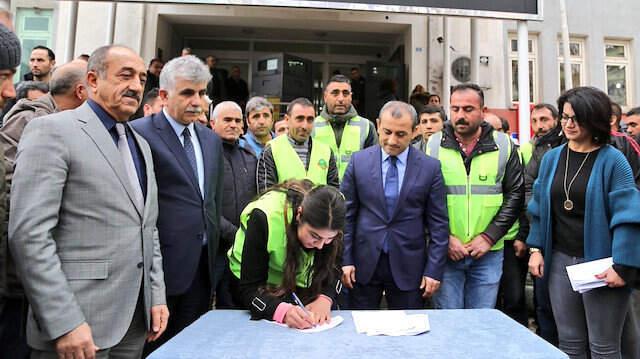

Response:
(529, 247), (541, 254)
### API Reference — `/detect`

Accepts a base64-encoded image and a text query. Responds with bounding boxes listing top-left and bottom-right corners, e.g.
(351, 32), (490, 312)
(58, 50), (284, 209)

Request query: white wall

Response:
(427, 17), (509, 108)
(506, 0), (640, 107)
(113, 2), (144, 53)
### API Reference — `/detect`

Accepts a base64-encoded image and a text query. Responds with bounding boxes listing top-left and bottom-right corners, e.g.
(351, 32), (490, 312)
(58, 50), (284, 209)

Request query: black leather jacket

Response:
(438, 122), (524, 243)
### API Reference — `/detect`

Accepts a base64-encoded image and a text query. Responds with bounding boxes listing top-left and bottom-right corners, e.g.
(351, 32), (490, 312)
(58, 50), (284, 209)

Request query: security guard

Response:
(312, 75), (377, 181)
(257, 97), (339, 192)
(428, 84), (524, 310)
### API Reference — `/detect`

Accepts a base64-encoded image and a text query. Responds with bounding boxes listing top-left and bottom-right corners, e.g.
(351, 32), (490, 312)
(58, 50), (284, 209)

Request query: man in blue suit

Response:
(131, 55), (223, 354)
(341, 101), (449, 309)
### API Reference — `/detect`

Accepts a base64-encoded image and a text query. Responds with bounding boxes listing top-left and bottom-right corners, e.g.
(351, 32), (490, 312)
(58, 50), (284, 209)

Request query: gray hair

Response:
(16, 81), (48, 100)
(87, 45), (135, 79)
(159, 55), (211, 92)
(50, 63), (86, 96)
(379, 101), (418, 127)
(245, 96), (273, 116)
(212, 101), (242, 121)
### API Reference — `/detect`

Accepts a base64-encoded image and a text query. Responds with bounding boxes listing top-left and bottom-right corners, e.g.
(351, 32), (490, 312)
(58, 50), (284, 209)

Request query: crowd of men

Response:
(0, 10), (639, 359)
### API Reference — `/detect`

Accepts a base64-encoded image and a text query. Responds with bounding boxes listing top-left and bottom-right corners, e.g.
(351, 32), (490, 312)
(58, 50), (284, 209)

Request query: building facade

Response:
(6, 0), (639, 110)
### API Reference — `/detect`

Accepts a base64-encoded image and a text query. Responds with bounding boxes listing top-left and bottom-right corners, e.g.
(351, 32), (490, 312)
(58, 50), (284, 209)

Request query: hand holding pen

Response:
(283, 292), (316, 329)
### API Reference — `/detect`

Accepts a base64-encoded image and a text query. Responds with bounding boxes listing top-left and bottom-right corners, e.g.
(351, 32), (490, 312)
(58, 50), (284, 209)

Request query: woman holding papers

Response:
(228, 179), (345, 329)
(527, 86), (640, 358)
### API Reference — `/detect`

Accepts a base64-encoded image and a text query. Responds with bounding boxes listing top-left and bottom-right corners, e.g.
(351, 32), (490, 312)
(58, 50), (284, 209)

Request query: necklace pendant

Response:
(564, 199), (574, 211)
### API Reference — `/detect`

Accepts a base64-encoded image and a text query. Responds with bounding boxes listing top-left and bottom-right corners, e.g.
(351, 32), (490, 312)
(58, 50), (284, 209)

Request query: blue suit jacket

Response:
(131, 112), (224, 296)
(341, 145), (449, 291)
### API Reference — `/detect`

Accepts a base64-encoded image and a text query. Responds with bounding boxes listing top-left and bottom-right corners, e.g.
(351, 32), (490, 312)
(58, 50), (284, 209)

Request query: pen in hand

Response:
(291, 292), (316, 327)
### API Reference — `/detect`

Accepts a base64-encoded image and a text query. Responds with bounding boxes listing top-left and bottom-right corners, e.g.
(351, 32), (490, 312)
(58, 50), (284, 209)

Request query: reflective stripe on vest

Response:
(427, 131), (509, 196)
(313, 115), (369, 180)
(270, 135), (331, 185)
(426, 130), (511, 249)
(228, 190), (314, 288)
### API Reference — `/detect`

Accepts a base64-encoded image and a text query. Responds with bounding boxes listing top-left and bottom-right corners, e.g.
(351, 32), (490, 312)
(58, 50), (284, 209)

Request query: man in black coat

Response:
(210, 101), (257, 308)
(225, 66), (249, 110)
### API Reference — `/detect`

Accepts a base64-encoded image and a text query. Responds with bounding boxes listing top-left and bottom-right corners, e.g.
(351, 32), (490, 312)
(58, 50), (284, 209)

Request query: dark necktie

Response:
(384, 156), (399, 217)
(383, 156), (398, 253)
(115, 123), (144, 212)
(182, 127), (199, 182)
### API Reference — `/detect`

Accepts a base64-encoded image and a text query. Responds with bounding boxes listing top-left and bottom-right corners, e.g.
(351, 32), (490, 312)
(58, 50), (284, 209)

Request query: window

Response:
(604, 41), (632, 106)
(508, 35), (538, 104)
(557, 38), (586, 94)
(15, 8), (54, 81)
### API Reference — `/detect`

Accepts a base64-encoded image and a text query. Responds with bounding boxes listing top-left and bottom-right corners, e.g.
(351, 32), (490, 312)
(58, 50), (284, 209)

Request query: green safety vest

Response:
(520, 140), (533, 167)
(270, 135), (332, 185)
(312, 115), (370, 180)
(228, 190), (315, 288)
(426, 131), (512, 250)
(500, 140), (533, 242)
(501, 144), (526, 242)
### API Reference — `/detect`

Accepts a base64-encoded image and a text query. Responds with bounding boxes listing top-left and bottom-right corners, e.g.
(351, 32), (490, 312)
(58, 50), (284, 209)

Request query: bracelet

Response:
(529, 247), (541, 254)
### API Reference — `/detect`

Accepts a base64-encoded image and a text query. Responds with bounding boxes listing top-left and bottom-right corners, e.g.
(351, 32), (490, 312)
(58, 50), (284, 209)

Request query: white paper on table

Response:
(351, 311), (430, 336)
(566, 257), (613, 293)
(298, 315), (344, 333)
(266, 315), (344, 333)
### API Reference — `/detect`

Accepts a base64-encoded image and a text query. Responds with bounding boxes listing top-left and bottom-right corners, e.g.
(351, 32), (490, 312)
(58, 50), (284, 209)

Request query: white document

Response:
(566, 257), (613, 293)
(351, 311), (430, 336)
(267, 315), (344, 333)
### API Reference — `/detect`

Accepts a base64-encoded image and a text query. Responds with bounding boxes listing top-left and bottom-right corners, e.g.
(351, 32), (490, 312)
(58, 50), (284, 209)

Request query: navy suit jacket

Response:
(341, 145), (449, 291)
(131, 112), (223, 296)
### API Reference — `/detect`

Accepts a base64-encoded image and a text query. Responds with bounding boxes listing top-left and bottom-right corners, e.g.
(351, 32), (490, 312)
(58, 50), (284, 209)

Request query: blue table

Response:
(149, 309), (567, 359)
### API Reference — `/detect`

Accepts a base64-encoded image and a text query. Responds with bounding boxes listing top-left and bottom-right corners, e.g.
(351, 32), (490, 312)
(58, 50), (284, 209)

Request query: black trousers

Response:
(0, 295), (30, 359)
(349, 253), (424, 310)
(144, 248), (212, 357)
(497, 242), (529, 326)
(534, 276), (559, 346)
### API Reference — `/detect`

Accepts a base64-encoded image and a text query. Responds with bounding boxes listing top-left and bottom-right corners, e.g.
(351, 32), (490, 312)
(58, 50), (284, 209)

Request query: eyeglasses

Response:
(329, 90), (352, 98)
(560, 114), (578, 125)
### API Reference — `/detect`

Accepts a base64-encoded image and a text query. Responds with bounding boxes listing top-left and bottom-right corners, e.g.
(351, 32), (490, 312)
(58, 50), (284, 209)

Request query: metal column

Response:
(470, 18), (479, 84)
(442, 16), (451, 111)
(517, 20), (531, 143)
(106, 2), (117, 45)
(65, 0), (78, 62)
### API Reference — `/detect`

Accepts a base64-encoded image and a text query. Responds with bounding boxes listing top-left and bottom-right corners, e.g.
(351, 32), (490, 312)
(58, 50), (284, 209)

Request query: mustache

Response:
(185, 106), (203, 114)
(123, 90), (141, 102)
(455, 118), (469, 126)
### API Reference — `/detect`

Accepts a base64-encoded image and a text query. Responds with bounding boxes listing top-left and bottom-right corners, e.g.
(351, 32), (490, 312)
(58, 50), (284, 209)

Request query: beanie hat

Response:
(0, 24), (21, 70)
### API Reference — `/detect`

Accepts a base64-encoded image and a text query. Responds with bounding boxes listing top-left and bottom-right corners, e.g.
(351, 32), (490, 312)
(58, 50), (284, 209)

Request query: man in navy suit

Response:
(341, 101), (449, 309)
(130, 55), (223, 354)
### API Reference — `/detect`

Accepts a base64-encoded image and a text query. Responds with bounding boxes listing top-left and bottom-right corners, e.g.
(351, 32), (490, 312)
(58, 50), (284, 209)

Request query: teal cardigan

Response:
(527, 144), (640, 273)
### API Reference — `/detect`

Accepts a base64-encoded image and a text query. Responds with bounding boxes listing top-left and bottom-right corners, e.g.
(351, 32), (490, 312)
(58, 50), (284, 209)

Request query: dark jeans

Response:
(349, 253), (424, 310)
(0, 296), (30, 359)
(497, 242), (529, 326)
(549, 251), (631, 359)
(621, 291), (640, 359)
(212, 253), (235, 309)
(144, 248), (212, 357)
